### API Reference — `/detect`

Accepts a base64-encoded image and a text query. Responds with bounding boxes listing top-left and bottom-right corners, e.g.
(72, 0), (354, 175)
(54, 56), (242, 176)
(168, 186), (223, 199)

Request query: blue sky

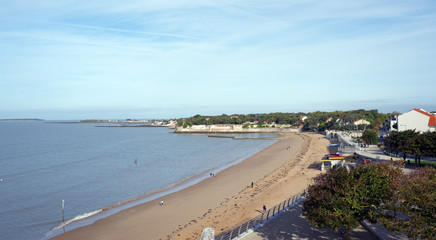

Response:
(1, 0), (435, 120)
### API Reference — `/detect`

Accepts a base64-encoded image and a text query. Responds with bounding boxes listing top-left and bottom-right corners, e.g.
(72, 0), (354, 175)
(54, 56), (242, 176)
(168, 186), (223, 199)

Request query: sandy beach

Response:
(53, 132), (329, 240)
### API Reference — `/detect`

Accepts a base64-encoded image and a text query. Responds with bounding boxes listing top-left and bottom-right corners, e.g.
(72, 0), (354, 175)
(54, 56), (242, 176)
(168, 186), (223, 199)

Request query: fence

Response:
(215, 189), (307, 240)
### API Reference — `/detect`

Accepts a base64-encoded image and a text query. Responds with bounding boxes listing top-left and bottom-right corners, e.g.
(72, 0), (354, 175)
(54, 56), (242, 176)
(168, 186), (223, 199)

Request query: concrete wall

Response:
(175, 124), (301, 133)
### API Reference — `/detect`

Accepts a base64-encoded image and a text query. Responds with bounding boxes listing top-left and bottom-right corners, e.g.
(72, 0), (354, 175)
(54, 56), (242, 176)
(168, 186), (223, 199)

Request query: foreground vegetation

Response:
(303, 163), (435, 240)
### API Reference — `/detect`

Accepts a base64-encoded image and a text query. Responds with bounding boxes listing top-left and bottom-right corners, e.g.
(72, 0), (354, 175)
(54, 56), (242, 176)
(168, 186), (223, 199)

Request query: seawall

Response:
(175, 124), (302, 133)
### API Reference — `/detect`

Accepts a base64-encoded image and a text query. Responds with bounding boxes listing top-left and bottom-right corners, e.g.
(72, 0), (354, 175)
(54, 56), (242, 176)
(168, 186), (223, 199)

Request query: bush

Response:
(303, 163), (402, 239)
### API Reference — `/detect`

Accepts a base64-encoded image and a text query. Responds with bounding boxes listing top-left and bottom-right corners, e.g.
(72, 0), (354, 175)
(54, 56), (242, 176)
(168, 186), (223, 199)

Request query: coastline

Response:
(44, 137), (276, 239)
(52, 132), (329, 240)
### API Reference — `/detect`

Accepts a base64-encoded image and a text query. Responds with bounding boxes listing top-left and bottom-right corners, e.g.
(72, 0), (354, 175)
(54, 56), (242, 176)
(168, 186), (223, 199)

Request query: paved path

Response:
(333, 131), (416, 174)
(241, 203), (377, 240)
(333, 131), (396, 161)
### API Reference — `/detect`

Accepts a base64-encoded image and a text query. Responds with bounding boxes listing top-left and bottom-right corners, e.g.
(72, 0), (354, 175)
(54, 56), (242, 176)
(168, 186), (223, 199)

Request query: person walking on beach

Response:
(263, 204), (266, 212)
(160, 200), (164, 207)
(251, 182), (254, 188)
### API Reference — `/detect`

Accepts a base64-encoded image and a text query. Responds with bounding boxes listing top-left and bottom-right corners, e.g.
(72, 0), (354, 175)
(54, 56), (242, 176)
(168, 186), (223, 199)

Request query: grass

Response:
(406, 160), (436, 167)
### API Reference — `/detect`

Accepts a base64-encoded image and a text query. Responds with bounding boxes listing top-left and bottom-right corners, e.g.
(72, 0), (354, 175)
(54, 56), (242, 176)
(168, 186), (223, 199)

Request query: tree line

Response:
(384, 130), (436, 167)
(303, 163), (435, 239)
(176, 109), (391, 131)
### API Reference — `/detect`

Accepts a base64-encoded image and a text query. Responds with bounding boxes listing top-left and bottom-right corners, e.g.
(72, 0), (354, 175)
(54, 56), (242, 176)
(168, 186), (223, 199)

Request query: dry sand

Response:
(53, 132), (329, 240)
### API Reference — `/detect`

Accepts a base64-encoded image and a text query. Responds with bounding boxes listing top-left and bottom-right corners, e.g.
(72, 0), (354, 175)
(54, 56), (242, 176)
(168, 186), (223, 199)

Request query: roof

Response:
(354, 119), (370, 125)
(413, 108), (436, 126)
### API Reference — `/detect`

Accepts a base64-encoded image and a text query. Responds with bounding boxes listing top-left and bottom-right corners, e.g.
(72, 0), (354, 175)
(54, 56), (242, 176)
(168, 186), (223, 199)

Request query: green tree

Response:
(409, 133), (427, 167)
(175, 110), (391, 131)
(384, 130), (419, 162)
(317, 122), (326, 132)
(417, 132), (436, 166)
(428, 132), (436, 156)
(303, 163), (401, 239)
(192, 114), (205, 125)
(362, 129), (378, 144)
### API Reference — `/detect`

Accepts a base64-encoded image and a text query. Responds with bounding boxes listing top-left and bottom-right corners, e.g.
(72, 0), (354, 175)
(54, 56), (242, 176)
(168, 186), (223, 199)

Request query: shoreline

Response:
(45, 136), (279, 239)
(53, 132), (329, 240)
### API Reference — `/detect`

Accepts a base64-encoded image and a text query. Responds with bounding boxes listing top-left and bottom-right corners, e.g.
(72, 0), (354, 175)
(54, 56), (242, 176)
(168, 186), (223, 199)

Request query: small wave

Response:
(43, 209), (102, 239)
(57, 209), (102, 228)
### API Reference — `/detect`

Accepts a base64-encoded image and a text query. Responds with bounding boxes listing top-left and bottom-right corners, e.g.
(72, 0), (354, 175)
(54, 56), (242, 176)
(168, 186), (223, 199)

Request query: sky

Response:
(1, 0), (435, 120)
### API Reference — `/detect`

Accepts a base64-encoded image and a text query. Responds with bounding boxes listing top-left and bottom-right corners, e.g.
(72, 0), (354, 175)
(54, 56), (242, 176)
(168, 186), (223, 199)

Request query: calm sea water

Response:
(0, 121), (276, 239)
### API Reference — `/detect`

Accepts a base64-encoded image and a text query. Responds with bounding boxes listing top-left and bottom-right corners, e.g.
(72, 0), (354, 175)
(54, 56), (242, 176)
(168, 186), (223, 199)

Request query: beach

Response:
(53, 132), (329, 240)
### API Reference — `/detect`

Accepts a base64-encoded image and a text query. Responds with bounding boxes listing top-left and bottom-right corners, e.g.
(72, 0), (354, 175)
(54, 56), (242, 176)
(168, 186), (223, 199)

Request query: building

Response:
(389, 115), (398, 131)
(397, 108), (435, 133)
(354, 119), (370, 126)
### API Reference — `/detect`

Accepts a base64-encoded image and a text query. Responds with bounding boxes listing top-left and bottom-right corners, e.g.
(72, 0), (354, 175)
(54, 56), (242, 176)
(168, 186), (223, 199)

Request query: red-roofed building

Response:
(397, 108), (435, 133)
(354, 119), (370, 125)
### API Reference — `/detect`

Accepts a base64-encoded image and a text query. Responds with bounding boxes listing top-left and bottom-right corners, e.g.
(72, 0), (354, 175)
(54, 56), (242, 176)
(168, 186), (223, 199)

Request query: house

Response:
(300, 116), (308, 122)
(397, 108), (435, 133)
(336, 118), (344, 127)
(354, 119), (370, 126)
(326, 117), (332, 123)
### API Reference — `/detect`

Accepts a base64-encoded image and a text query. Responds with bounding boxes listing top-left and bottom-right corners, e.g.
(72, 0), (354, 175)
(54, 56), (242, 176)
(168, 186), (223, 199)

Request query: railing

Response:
(215, 189), (307, 240)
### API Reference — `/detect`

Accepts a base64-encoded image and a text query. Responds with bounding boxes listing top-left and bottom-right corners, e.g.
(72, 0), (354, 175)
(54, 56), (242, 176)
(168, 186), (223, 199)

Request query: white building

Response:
(397, 108), (435, 133)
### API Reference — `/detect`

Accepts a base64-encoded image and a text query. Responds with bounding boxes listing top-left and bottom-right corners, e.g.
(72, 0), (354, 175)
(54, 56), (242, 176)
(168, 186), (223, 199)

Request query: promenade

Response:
(332, 131), (396, 161)
(237, 131), (409, 240)
(241, 203), (376, 240)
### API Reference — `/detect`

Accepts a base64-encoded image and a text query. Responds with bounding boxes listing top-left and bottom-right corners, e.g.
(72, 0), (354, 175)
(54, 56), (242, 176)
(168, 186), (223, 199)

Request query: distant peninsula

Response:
(0, 118), (44, 122)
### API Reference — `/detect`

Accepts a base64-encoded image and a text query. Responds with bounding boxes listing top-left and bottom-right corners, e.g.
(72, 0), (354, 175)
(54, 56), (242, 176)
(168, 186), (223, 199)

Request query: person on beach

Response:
(263, 204), (266, 212)
(251, 182), (254, 188)
(160, 200), (164, 207)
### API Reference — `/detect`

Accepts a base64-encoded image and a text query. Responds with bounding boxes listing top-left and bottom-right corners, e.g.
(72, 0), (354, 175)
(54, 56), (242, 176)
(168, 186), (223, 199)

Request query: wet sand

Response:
(53, 132), (329, 240)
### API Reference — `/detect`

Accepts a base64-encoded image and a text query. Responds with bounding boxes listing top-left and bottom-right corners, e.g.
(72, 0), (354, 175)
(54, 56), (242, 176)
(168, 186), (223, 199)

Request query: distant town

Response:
(6, 108), (434, 134)
(173, 108), (435, 134)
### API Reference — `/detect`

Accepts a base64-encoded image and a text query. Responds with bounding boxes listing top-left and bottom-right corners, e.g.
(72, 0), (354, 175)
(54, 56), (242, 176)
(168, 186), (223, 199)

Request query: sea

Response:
(0, 121), (277, 240)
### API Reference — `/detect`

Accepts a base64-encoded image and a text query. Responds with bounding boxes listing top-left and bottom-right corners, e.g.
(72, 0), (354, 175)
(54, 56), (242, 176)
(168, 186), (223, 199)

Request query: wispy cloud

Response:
(48, 22), (204, 40)
(1, 0), (436, 119)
